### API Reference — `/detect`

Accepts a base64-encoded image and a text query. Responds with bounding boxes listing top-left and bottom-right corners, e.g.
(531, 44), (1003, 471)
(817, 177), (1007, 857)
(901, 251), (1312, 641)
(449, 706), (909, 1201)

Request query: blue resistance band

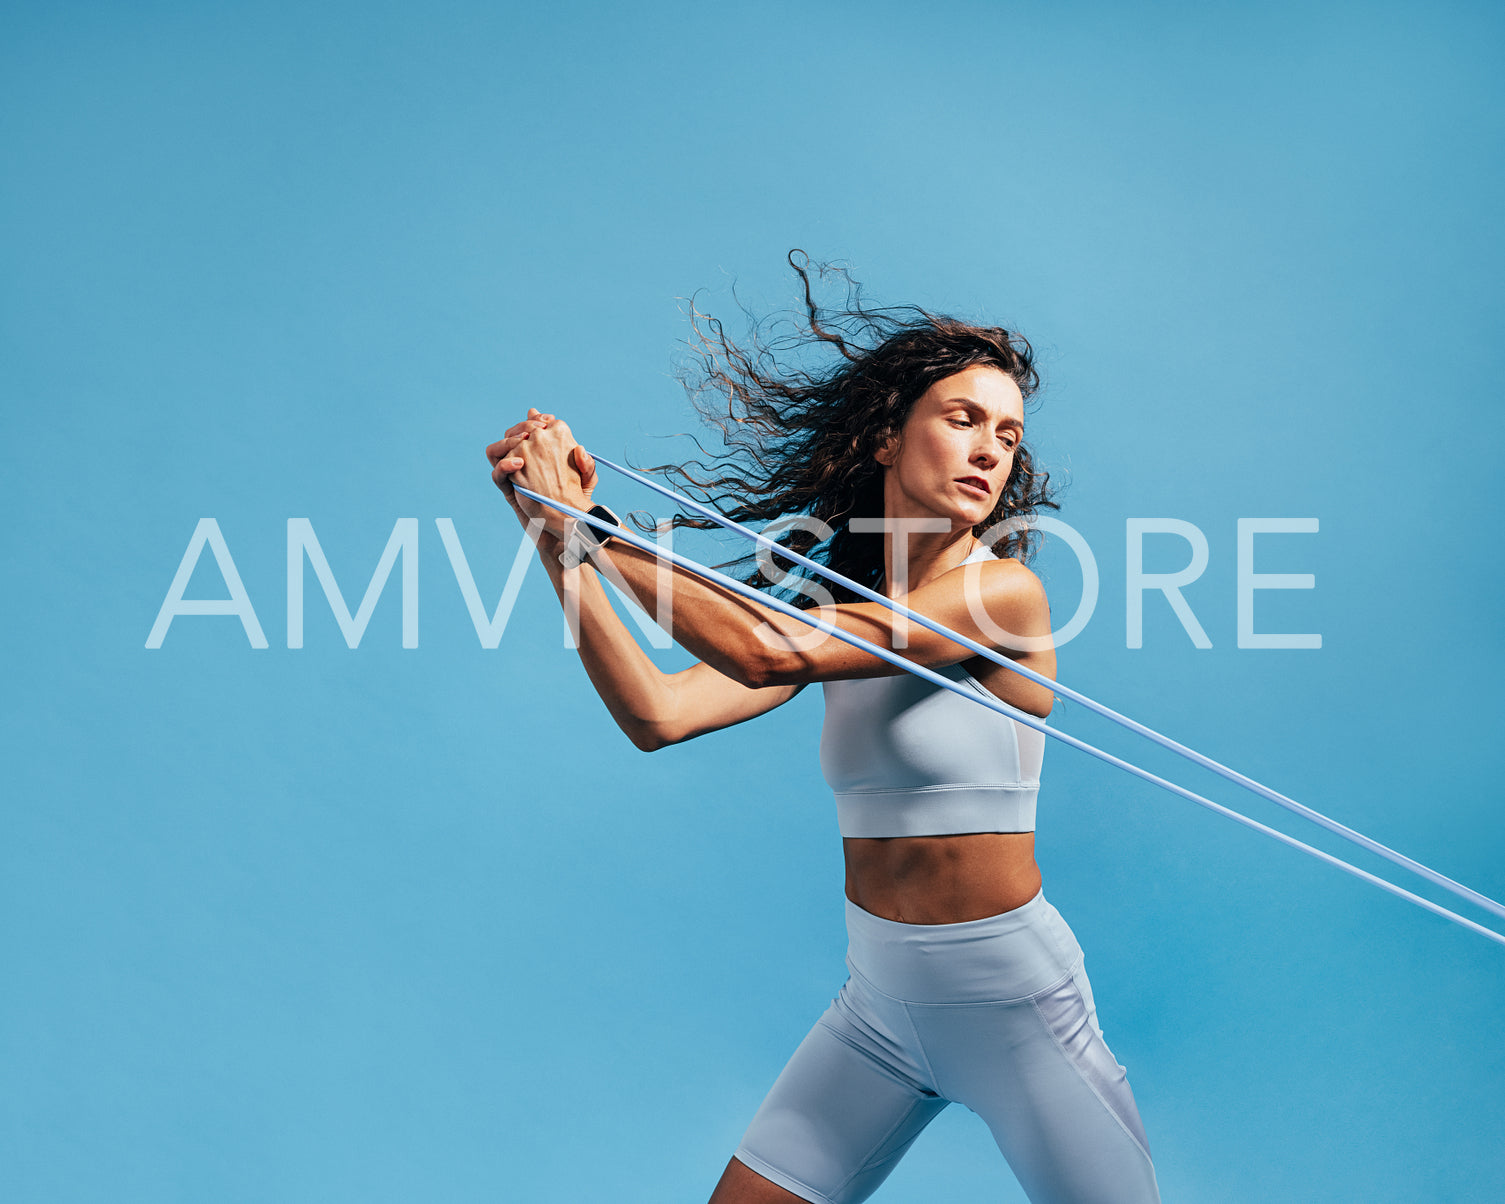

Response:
(590, 453), (1505, 926)
(512, 478), (1505, 949)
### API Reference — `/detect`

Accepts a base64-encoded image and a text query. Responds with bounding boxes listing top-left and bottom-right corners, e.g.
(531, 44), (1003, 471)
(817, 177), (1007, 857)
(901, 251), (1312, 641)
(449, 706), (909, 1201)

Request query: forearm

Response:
(583, 515), (1043, 689)
(496, 417), (799, 686)
(533, 531), (684, 748)
(586, 532), (793, 688)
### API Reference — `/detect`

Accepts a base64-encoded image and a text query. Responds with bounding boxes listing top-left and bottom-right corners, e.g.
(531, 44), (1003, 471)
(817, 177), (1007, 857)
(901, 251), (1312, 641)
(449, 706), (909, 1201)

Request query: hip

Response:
(842, 885), (1084, 1005)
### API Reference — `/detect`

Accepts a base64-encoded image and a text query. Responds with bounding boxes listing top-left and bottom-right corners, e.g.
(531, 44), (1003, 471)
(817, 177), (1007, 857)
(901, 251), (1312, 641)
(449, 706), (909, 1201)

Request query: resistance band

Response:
(590, 454), (1505, 926)
(512, 478), (1505, 949)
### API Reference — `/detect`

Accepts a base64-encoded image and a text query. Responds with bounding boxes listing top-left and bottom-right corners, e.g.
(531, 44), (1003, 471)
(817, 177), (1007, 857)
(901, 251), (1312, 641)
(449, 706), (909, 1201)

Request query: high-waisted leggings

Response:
(733, 891), (1160, 1204)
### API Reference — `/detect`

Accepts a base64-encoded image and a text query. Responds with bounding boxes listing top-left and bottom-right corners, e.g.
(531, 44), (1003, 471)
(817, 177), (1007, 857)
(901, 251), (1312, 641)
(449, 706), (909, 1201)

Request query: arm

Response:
(591, 529), (1051, 689)
(536, 524), (806, 750)
(487, 414), (804, 751)
(498, 417), (1054, 695)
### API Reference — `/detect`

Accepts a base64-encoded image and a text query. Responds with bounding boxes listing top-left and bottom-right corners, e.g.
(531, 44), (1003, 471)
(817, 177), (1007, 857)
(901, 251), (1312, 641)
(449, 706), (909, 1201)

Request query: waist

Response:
(842, 887), (1083, 1004)
(843, 831), (1042, 925)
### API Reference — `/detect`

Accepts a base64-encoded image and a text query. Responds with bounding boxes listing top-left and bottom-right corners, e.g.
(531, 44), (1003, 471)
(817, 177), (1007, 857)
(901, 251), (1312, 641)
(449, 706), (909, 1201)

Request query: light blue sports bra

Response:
(818, 544), (1046, 838)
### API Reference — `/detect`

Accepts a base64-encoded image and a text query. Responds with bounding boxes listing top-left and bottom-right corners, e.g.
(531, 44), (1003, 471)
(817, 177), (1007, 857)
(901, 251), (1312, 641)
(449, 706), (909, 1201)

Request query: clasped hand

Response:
(486, 408), (598, 541)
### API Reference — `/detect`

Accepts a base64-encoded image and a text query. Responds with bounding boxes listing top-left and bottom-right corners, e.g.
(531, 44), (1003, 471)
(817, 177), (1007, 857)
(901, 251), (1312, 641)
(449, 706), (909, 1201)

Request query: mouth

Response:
(955, 477), (991, 499)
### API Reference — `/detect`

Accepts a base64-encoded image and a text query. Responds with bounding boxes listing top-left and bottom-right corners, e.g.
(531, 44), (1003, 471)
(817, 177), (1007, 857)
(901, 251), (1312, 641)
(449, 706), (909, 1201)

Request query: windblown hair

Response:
(636, 252), (1059, 608)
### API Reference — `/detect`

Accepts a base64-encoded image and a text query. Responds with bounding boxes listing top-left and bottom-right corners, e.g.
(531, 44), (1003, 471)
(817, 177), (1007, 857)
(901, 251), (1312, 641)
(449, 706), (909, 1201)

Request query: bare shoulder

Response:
(948, 555), (1056, 712)
(943, 553), (1049, 610)
(932, 552), (1053, 652)
(971, 554), (1045, 588)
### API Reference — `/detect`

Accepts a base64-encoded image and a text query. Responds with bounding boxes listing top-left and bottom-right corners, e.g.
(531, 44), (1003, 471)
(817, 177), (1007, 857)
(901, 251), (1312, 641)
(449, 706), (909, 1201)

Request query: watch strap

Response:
(558, 503), (621, 569)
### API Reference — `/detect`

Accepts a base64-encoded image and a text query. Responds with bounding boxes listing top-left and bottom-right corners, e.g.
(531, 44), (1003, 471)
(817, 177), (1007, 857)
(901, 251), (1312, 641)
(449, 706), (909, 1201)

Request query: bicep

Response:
(649, 660), (807, 747)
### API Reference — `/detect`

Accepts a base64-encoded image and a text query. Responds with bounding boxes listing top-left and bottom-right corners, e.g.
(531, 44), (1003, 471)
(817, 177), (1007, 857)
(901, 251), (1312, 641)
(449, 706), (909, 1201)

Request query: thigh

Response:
(911, 964), (1160, 1204)
(709, 1155), (816, 1204)
(734, 988), (948, 1204)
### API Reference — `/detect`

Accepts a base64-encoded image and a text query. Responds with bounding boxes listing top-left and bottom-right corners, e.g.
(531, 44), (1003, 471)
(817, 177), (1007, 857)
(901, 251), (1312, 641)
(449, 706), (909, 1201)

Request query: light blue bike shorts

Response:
(733, 890), (1160, 1204)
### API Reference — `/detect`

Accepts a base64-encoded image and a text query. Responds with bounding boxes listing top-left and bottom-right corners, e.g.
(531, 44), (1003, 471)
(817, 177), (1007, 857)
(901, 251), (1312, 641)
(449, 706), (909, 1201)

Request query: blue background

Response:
(4, 1), (1504, 1200)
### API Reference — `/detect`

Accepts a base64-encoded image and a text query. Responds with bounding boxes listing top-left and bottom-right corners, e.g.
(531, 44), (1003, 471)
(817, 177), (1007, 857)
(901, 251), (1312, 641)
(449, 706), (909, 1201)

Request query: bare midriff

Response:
(843, 832), (1042, 925)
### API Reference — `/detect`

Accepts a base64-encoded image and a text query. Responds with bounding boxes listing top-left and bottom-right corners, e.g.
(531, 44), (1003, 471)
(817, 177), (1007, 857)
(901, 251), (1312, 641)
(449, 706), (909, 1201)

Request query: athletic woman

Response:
(485, 260), (1160, 1204)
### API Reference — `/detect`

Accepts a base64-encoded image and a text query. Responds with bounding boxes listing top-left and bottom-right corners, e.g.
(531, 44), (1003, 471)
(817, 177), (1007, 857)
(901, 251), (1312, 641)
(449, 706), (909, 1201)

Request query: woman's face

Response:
(876, 364), (1026, 530)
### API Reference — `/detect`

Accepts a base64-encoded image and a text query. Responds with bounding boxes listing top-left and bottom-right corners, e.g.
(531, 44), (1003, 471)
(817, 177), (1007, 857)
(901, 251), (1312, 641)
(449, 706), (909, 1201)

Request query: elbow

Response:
(741, 664), (789, 690)
(623, 716), (685, 753)
(695, 621), (801, 690)
(728, 641), (796, 691)
(624, 721), (669, 753)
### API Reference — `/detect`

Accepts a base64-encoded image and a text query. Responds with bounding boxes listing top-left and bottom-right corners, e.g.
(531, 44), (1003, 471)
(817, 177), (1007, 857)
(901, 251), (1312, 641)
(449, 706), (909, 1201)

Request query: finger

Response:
(571, 445), (598, 489)
(491, 443), (530, 477)
(503, 417), (546, 442)
(488, 438), (523, 467)
(488, 421), (546, 465)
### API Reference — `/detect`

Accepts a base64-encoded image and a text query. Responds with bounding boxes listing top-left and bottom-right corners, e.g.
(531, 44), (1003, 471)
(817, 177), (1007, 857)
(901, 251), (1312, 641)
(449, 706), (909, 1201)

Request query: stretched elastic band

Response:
(512, 481), (1505, 950)
(587, 454), (1505, 926)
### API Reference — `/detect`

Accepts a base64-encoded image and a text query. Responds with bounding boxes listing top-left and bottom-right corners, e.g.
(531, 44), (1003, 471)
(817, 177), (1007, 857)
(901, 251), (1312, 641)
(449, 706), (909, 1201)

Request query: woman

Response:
(486, 260), (1159, 1204)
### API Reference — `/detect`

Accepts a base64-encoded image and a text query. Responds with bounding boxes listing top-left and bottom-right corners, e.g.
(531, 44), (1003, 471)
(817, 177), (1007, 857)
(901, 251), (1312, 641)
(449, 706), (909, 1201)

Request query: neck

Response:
(879, 529), (979, 598)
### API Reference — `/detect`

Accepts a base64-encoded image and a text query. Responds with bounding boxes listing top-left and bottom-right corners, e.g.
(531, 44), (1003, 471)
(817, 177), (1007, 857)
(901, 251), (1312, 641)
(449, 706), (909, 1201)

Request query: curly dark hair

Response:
(635, 251), (1059, 608)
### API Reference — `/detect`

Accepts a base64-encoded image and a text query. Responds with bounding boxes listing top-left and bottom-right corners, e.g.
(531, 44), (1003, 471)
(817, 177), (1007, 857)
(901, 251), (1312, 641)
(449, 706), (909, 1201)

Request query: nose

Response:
(971, 439), (999, 470)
